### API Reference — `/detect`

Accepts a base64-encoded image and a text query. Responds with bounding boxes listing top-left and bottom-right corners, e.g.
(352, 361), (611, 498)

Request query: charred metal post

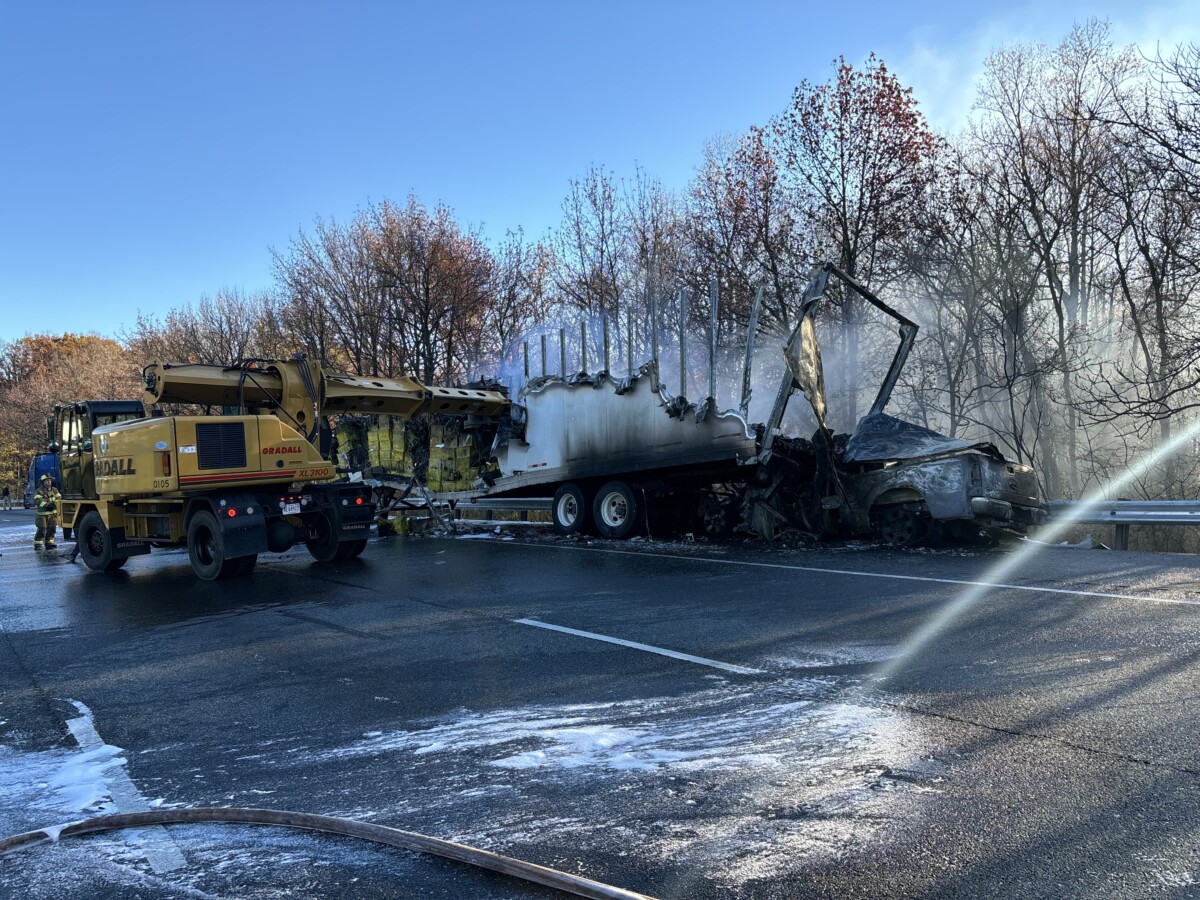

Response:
(740, 285), (764, 417)
(650, 292), (660, 388)
(602, 315), (611, 373)
(708, 277), (718, 400)
(559, 328), (566, 376)
(540, 333), (547, 377)
(580, 320), (588, 374)
(522, 342), (529, 381)
(681, 289), (691, 400)
(626, 309), (633, 376)
(760, 266), (834, 460)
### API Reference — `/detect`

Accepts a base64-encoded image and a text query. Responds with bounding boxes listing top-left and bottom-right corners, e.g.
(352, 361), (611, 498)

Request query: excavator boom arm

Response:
(143, 359), (509, 435)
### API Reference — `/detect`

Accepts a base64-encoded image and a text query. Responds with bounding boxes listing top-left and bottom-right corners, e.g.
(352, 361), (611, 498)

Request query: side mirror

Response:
(47, 442), (61, 454)
(82, 440), (93, 452)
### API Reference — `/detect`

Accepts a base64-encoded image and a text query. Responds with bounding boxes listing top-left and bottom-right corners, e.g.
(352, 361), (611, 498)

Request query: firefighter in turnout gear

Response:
(33, 474), (60, 549)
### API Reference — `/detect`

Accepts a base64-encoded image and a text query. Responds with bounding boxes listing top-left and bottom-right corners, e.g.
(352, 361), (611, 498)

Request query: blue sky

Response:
(1, 0), (1195, 344)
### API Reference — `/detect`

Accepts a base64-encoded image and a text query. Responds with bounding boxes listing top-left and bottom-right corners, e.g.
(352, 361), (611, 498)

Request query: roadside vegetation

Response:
(3, 22), (1198, 543)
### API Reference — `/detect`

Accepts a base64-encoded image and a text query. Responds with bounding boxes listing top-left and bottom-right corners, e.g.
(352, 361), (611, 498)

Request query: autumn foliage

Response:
(0, 335), (141, 491)
(3, 25), (1200, 546)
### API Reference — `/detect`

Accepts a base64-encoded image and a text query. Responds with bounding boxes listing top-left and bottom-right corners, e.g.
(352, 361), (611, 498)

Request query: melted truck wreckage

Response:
(413, 262), (1043, 546)
(743, 263), (1044, 544)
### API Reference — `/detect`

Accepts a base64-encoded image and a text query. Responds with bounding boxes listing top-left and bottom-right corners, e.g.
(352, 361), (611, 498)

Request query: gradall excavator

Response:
(49, 356), (508, 580)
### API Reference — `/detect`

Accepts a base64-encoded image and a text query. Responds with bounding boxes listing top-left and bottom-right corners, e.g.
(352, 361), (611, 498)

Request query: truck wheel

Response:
(187, 509), (245, 580)
(552, 483), (589, 535)
(593, 481), (641, 539)
(77, 511), (127, 573)
(875, 504), (931, 548)
(306, 512), (342, 562)
(698, 493), (735, 537)
(233, 554), (258, 576)
(335, 539), (367, 560)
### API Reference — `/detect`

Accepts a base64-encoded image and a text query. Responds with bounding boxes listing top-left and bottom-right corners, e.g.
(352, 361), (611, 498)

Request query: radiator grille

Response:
(196, 422), (247, 470)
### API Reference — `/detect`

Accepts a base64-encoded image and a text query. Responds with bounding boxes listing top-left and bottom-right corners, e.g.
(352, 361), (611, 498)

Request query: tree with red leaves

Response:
(775, 54), (942, 426)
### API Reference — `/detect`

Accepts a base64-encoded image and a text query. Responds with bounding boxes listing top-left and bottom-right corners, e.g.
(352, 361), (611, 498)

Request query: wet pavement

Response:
(3, 513), (1200, 897)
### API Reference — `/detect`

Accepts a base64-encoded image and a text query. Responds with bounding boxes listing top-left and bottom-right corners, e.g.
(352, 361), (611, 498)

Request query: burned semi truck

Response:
(379, 263), (1044, 545)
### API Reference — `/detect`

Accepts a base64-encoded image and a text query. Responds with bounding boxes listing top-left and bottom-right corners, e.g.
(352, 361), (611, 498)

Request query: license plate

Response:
(283, 503), (301, 515)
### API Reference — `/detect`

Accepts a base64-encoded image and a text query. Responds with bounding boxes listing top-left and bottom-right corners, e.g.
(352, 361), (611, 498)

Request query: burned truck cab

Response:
(836, 414), (1043, 544)
(759, 263), (1046, 546)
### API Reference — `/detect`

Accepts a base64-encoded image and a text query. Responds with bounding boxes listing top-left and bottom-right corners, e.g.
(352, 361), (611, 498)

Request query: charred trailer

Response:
(479, 366), (758, 539)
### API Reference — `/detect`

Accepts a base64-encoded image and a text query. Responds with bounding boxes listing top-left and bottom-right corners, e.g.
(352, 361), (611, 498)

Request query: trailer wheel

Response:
(77, 511), (126, 573)
(187, 510), (245, 580)
(593, 481), (641, 539)
(305, 511), (342, 562)
(552, 483), (589, 535)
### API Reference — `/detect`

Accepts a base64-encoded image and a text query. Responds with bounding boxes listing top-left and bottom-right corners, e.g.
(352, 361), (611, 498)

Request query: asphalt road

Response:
(4, 510), (1200, 898)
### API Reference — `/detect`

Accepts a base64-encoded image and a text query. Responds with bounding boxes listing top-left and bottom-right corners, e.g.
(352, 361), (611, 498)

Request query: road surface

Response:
(3, 509), (1200, 898)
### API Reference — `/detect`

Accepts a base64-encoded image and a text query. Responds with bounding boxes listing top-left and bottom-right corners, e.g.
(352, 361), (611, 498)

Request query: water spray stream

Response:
(875, 416), (1200, 682)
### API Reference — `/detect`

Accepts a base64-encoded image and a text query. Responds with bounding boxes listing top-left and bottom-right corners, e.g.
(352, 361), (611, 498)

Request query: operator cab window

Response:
(94, 412), (141, 429)
(61, 410), (82, 454)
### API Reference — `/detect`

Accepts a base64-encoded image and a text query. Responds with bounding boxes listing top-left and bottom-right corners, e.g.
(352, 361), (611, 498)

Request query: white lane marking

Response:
(487, 541), (1200, 607)
(65, 700), (187, 873)
(514, 618), (764, 675)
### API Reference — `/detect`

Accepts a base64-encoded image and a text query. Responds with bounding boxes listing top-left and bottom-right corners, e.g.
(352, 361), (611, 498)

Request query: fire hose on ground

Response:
(0, 807), (657, 900)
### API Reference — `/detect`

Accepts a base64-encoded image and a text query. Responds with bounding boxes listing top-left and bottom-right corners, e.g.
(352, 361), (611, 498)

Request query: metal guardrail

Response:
(452, 498), (553, 511)
(450, 497), (552, 522)
(1046, 499), (1200, 550)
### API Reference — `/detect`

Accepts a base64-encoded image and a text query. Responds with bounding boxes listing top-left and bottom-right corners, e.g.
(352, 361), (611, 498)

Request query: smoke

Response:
(489, 307), (827, 440)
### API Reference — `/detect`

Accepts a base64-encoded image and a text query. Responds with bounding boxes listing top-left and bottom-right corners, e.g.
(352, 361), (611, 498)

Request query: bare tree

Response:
(554, 165), (627, 319)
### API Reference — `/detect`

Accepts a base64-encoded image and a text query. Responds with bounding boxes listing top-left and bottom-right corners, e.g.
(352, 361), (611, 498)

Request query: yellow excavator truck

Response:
(51, 356), (508, 580)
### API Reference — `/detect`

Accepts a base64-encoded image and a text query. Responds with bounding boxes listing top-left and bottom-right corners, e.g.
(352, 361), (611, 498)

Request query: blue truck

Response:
(23, 453), (60, 509)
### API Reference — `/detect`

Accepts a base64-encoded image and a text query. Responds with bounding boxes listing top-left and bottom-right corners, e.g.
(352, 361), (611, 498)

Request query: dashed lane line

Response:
(513, 618), (764, 675)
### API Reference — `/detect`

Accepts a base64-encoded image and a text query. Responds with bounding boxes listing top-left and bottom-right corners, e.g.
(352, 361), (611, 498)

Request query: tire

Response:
(187, 509), (246, 580)
(552, 483), (589, 535)
(875, 504), (931, 548)
(305, 511), (342, 562)
(233, 554), (258, 576)
(698, 493), (735, 537)
(335, 539), (367, 560)
(592, 480), (641, 539)
(77, 511), (127, 573)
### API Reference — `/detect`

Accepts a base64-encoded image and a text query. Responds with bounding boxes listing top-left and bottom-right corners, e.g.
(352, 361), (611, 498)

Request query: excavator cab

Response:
(50, 400), (146, 499)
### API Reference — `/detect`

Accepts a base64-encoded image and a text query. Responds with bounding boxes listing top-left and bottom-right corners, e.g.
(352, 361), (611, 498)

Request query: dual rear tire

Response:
(551, 480), (641, 539)
(190, 509), (367, 578)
